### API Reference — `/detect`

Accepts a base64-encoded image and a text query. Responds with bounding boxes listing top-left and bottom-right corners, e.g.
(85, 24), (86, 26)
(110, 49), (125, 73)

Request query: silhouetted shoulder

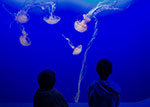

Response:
(88, 80), (121, 107)
(34, 88), (68, 107)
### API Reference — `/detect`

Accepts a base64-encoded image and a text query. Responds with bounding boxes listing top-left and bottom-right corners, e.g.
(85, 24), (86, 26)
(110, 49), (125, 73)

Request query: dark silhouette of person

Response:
(33, 69), (68, 107)
(88, 58), (121, 107)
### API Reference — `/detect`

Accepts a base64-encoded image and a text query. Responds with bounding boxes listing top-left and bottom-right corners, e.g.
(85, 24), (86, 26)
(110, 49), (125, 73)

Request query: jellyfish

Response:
(73, 45), (82, 55)
(74, 16), (99, 103)
(62, 34), (82, 55)
(15, 10), (29, 24)
(1, 2), (33, 28)
(40, 1), (61, 24)
(19, 27), (31, 46)
(74, 14), (91, 33)
(23, 1), (61, 24)
(74, 0), (119, 33)
(43, 15), (60, 24)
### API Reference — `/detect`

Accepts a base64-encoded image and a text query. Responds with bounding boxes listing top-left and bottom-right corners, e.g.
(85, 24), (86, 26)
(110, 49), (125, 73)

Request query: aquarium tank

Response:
(0, 0), (150, 107)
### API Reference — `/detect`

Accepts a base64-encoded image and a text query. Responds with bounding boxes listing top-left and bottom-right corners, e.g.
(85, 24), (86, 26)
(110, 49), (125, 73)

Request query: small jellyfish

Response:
(73, 45), (82, 55)
(15, 10), (29, 24)
(41, 2), (61, 24)
(74, 14), (91, 33)
(19, 28), (31, 46)
(62, 34), (82, 55)
(74, 0), (119, 33)
(41, 6), (45, 10)
(20, 36), (31, 46)
(2, 3), (32, 46)
(43, 15), (61, 24)
(2, 3), (31, 27)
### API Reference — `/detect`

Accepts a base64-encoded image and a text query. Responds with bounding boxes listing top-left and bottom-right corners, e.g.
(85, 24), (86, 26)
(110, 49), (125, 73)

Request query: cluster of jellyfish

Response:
(2, 1), (61, 46)
(2, 0), (119, 103)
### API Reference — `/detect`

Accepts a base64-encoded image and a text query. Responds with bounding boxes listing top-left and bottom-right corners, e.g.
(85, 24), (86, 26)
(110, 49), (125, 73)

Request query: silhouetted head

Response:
(38, 69), (56, 91)
(96, 58), (112, 80)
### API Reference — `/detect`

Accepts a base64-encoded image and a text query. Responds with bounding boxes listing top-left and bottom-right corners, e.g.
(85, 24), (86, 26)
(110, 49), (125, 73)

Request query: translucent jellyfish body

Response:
(19, 29), (31, 46)
(74, 14), (91, 33)
(43, 15), (61, 24)
(74, 0), (119, 33)
(19, 36), (31, 46)
(15, 10), (29, 24)
(73, 45), (82, 55)
(62, 34), (82, 55)
(2, 3), (30, 25)
(40, 1), (61, 24)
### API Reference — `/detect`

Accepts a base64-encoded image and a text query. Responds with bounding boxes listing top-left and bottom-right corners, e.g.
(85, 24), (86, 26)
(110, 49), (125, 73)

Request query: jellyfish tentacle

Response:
(110, 0), (119, 7)
(41, 1), (60, 24)
(43, 1), (55, 16)
(87, 0), (119, 18)
(86, 0), (109, 18)
(62, 34), (75, 49)
(19, 25), (25, 34)
(51, 2), (56, 17)
(75, 0), (119, 32)
(9, 20), (15, 28)
(19, 26), (31, 46)
(97, 0), (109, 7)
(23, 0), (38, 12)
(74, 16), (99, 103)
(2, 4), (14, 16)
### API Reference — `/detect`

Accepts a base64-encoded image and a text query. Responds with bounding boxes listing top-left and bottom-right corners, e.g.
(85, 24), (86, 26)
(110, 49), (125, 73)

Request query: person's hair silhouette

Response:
(96, 58), (112, 80)
(38, 69), (56, 91)
(34, 69), (68, 107)
(88, 58), (121, 107)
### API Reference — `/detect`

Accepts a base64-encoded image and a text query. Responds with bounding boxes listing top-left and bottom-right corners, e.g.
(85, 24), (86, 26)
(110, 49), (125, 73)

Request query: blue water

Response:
(0, 99), (150, 107)
(0, 0), (150, 104)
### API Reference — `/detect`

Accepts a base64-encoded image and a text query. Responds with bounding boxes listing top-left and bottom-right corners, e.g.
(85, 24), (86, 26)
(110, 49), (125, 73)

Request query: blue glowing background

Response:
(0, 0), (150, 103)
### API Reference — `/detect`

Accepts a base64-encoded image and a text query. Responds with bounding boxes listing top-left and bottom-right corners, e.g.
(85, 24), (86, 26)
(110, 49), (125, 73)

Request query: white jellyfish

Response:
(62, 34), (82, 55)
(43, 15), (60, 24)
(19, 28), (31, 46)
(74, 0), (119, 33)
(2, 3), (32, 27)
(39, 1), (61, 24)
(74, 14), (91, 33)
(15, 10), (29, 24)
(2, 2), (33, 46)
(73, 45), (82, 55)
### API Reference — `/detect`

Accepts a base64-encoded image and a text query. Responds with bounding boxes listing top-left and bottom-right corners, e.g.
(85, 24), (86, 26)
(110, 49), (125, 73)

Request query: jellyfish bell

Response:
(16, 15), (28, 24)
(73, 45), (82, 55)
(19, 35), (31, 46)
(43, 15), (61, 24)
(15, 10), (29, 24)
(74, 20), (87, 33)
(41, 6), (45, 10)
(19, 30), (31, 46)
(74, 14), (91, 33)
(2, 4), (30, 24)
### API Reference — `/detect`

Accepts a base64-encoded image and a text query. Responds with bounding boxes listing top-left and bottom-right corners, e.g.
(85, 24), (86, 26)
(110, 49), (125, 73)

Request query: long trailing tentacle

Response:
(110, 0), (118, 7)
(50, 2), (56, 16)
(74, 16), (99, 103)
(23, 0), (38, 12)
(97, 0), (109, 7)
(87, 0), (119, 18)
(2, 4), (14, 16)
(22, 0), (56, 17)
(62, 34), (75, 49)
(9, 20), (15, 28)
